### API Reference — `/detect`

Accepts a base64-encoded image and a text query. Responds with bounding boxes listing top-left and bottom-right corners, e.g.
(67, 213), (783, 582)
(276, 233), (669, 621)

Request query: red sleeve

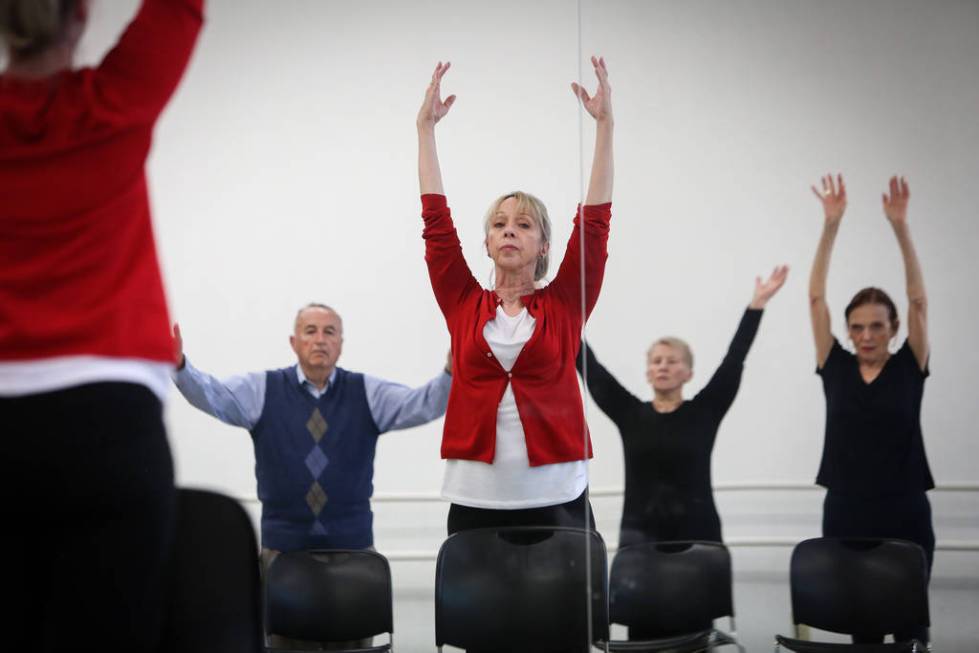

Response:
(549, 203), (611, 320)
(91, 0), (205, 123)
(421, 194), (480, 324)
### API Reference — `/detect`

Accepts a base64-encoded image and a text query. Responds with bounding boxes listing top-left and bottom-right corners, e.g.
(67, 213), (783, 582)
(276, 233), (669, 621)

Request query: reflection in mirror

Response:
(578, 0), (979, 650)
(149, 0), (595, 649)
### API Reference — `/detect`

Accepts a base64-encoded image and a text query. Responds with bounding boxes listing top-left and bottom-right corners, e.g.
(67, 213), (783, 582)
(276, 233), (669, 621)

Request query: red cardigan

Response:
(0, 0), (204, 363)
(421, 193), (611, 466)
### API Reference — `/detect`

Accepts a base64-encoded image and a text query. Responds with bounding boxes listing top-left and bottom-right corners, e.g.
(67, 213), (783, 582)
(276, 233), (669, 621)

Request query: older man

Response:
(172, 303), (450, 554)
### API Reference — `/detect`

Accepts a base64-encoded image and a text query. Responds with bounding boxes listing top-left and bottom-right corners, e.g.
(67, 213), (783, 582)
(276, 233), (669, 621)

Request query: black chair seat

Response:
(159, 488), (263, 653)
(604, 541), (744, 653)
(434, 526), (609, 652)
(265, 549), (393, 651)
(773, 538), (930, 650)
(775, 634), (925, 653)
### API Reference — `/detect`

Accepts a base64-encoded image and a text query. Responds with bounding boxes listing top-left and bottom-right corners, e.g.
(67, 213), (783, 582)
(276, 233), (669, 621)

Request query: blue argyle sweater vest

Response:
(251, 366), (379, 551)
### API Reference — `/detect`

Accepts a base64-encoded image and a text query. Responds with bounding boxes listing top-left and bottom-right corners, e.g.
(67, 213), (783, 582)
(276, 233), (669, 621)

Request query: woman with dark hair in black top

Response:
(809, 174), (933, 645)
(577, 267), (788, 548)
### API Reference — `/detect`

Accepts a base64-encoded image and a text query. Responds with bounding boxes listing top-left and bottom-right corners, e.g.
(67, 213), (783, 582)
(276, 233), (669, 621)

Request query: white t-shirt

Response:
(0, 356), (172, 401)
(442, 306), (588, 509)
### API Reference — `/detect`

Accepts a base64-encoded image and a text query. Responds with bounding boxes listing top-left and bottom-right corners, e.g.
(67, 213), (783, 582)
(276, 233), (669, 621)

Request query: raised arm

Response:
(883, 176), (928, 370)
(571, 56), (614, 205)
(94, 0), (205, 123)
(576, 341), (639, 427)
(698, 267), (787, 412)
(171, 324), (265, 429)
(417, 61), (455, 196)
(809, 174), (846, 368)
(547, 57), (614, 315)
(416, 64), (479, 324)
(365, 370), (451, 433)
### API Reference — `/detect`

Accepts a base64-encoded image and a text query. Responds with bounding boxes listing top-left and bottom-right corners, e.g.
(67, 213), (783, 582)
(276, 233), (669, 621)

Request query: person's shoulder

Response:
(818, 338), (853, 376)
(266, 365), (299, 384)
(828, 337), (853, 363)
(336, 367), (369, 387)
(893, 339), (929, 377)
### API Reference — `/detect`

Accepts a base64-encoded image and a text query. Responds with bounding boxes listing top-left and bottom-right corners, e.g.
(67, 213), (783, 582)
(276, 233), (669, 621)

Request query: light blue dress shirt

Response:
(174, 358), (451, 433)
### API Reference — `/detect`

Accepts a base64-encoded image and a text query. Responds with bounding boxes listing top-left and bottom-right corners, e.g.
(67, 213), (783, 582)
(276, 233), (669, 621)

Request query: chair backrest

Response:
(435, 527), (609, 651)
(265, 549), (393, 643)
(789, 537), (930, 636)
(159, 488), (263, 653)
(609, 540), (733, 633)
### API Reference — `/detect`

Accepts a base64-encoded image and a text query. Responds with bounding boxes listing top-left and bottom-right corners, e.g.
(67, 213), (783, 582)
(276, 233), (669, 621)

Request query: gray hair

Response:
(294, 303), (342, 331)
(483, 191), (552, 282)
(0, 0), (77, 57)
(647, 336), (694, 369)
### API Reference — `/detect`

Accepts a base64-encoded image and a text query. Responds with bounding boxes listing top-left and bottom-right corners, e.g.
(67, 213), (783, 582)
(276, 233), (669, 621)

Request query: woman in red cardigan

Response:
(0, 1), (203, 648)
(416, 58), (614, 534)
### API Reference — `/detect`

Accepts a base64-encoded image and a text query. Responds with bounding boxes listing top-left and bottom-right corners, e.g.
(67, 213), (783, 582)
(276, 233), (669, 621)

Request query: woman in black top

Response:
(577, 267), (787, 548)
(809, 174), (933, 645)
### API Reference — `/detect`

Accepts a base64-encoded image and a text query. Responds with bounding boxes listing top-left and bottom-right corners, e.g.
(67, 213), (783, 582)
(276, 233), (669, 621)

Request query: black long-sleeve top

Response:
(577, 309), (763, 543)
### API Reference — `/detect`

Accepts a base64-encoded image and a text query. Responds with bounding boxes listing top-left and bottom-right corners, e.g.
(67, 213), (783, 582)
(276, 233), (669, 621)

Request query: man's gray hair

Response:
(294, 303), (342, 331)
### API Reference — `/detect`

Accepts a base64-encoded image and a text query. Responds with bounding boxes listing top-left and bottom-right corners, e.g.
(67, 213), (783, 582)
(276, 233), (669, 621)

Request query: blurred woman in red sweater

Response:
(0, 1), (204, 648)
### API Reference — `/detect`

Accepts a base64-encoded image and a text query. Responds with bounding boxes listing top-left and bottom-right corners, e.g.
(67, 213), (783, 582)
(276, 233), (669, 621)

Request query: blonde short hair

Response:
(647, 336), (694, 369)
(483, 191), (552, 282)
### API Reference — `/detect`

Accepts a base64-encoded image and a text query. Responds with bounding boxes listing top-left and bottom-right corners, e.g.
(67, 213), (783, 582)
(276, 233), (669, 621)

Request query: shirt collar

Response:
(295, 365), (337, 397)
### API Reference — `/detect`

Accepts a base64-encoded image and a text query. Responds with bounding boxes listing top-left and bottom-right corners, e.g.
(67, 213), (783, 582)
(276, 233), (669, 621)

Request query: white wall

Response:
(77, 1), (979, 649)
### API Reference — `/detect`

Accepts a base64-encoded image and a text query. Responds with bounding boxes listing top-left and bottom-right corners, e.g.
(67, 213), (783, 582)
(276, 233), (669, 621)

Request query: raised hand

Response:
(571, 56), (612, 123)
(811, 173), (846, 225)
(172, 323), (185, 369)
(417, 61), (456, 129)
(883, 175), (910, 226)
(750, 265), (790, 309)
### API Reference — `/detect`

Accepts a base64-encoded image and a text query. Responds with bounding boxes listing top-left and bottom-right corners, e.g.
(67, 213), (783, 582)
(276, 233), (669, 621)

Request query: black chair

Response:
(774, 537), (930, 652)
(265, 548), (394, 652)
(435, 526), (610, 652)
(597, 540), (744, 653)
(159, 488), (264, 653)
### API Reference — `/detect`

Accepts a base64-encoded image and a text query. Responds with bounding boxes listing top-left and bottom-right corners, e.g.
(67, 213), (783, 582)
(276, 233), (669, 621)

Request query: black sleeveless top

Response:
(816, 338), (934, 497)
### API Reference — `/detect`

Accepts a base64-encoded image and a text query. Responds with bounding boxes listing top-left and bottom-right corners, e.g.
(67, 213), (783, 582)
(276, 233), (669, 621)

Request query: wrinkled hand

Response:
(571, 56), (612, 123)
(172, 323), (185, 369)
(417, 61), (456, 129)
(882, 175), (910, 226)
(811, 173), (846, 225)
(750, 265), (790, 309)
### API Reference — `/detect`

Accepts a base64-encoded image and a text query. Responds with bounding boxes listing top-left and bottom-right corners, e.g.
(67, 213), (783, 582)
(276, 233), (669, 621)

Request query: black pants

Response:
(447, 489), (595, 535)
(1, 382), (177, 652)
(823, 490), (934, 645)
